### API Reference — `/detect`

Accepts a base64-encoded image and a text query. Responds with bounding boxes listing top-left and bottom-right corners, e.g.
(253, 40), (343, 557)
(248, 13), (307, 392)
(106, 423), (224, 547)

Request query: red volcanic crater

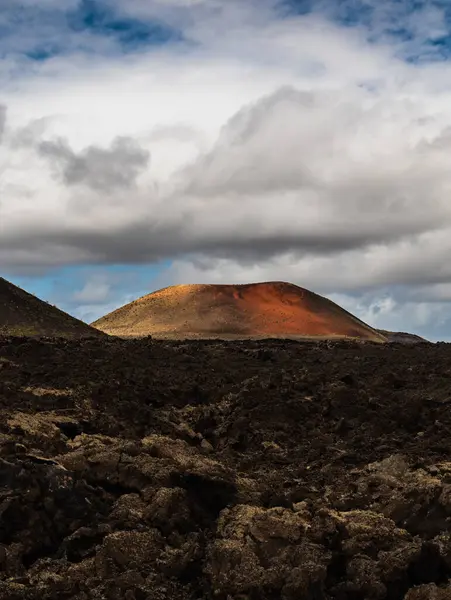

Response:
(92, 281), (386, 341)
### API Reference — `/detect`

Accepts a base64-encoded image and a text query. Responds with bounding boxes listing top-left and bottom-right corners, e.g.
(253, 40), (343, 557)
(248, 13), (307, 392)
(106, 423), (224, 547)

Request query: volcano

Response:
(92, 281), (386, 342)
(0, 276), (105, 338)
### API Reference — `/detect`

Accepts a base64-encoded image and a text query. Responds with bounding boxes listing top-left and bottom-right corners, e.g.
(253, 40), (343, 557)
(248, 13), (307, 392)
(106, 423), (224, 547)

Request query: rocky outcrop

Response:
(1, 335), (451, 598)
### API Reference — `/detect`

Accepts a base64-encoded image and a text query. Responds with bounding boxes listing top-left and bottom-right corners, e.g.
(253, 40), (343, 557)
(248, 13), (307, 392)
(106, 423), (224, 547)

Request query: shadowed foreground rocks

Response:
(2, 335), (451, 598)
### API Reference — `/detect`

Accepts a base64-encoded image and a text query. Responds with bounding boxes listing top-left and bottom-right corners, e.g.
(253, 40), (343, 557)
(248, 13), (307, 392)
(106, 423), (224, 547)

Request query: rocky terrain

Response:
(92, 282), (386, 342)
(2, 335), (451, 599)
(0, 277), (104, 338)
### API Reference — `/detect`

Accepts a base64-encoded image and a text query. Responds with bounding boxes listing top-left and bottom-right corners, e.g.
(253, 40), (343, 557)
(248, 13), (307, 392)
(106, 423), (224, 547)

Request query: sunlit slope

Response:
(92, 281), (387, 341)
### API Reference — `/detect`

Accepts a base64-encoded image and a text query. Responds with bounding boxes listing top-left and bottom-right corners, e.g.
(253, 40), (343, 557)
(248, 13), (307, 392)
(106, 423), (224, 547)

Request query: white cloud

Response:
(326, 292), (451, 340)
(72, 274), (113, 304)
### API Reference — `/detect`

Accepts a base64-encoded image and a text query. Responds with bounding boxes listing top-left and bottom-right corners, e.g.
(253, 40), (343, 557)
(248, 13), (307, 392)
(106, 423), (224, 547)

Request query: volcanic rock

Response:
(0, 335), (450, 599)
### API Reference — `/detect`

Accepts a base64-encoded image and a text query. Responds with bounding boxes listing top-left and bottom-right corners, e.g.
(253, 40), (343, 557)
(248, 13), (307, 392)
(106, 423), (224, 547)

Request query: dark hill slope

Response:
(0, 276), (105, 338)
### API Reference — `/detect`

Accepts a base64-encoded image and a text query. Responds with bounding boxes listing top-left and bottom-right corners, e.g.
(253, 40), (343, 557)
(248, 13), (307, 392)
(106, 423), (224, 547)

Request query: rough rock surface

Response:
(1, 335), (451, 599)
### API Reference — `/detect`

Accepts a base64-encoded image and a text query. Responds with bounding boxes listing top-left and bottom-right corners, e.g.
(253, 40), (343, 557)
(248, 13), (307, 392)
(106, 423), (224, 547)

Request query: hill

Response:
(92, 281), (387, 342)
(377, 329), (429, 344)
(0, 276), (105, 338)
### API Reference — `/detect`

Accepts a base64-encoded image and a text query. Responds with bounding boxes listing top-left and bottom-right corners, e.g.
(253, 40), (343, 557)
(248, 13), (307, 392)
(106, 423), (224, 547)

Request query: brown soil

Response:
(92, 281), (386, 342)
(0, 277), (104, 338)
(1, 335), (451, 599)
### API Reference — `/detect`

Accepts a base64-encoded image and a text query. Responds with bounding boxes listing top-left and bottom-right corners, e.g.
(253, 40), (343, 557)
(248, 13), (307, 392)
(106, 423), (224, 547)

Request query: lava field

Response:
(2, 335), (451, 599)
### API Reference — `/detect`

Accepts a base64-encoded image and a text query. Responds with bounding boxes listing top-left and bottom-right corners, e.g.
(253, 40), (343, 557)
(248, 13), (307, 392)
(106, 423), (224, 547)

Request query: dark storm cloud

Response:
(39, 136), (150, 191)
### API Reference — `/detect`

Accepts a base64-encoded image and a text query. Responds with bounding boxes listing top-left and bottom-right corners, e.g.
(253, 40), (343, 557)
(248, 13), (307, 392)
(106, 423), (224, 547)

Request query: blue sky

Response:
(0, 0), (184, 59)
(9, 262), (170, 323)
(3, 0), (451, 339)
(66, 0), (183, 50)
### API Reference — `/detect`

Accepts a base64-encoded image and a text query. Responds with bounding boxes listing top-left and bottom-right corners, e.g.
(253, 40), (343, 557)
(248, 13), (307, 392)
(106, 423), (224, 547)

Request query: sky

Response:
(3, 0), (451, 340)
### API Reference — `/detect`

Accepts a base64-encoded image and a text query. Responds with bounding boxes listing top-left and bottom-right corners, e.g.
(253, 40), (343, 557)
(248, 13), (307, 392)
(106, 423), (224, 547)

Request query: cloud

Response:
(5, 81), (451, 275)
(174, 85), (449, 254)
(326, 291), (451, 341)
(0, 106), (6, 142)
(39, 136), (149, 191)
(298, 0), (451, 60)
(71, 272), (112, 303)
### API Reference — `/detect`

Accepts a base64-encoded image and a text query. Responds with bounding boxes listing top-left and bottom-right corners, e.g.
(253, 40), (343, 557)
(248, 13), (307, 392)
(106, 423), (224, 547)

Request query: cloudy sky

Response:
(3, 0), (451, 340)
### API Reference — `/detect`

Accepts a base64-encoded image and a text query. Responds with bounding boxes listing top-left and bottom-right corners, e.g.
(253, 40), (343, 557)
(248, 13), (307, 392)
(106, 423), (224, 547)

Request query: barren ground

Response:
(1, 335), (451, 599)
